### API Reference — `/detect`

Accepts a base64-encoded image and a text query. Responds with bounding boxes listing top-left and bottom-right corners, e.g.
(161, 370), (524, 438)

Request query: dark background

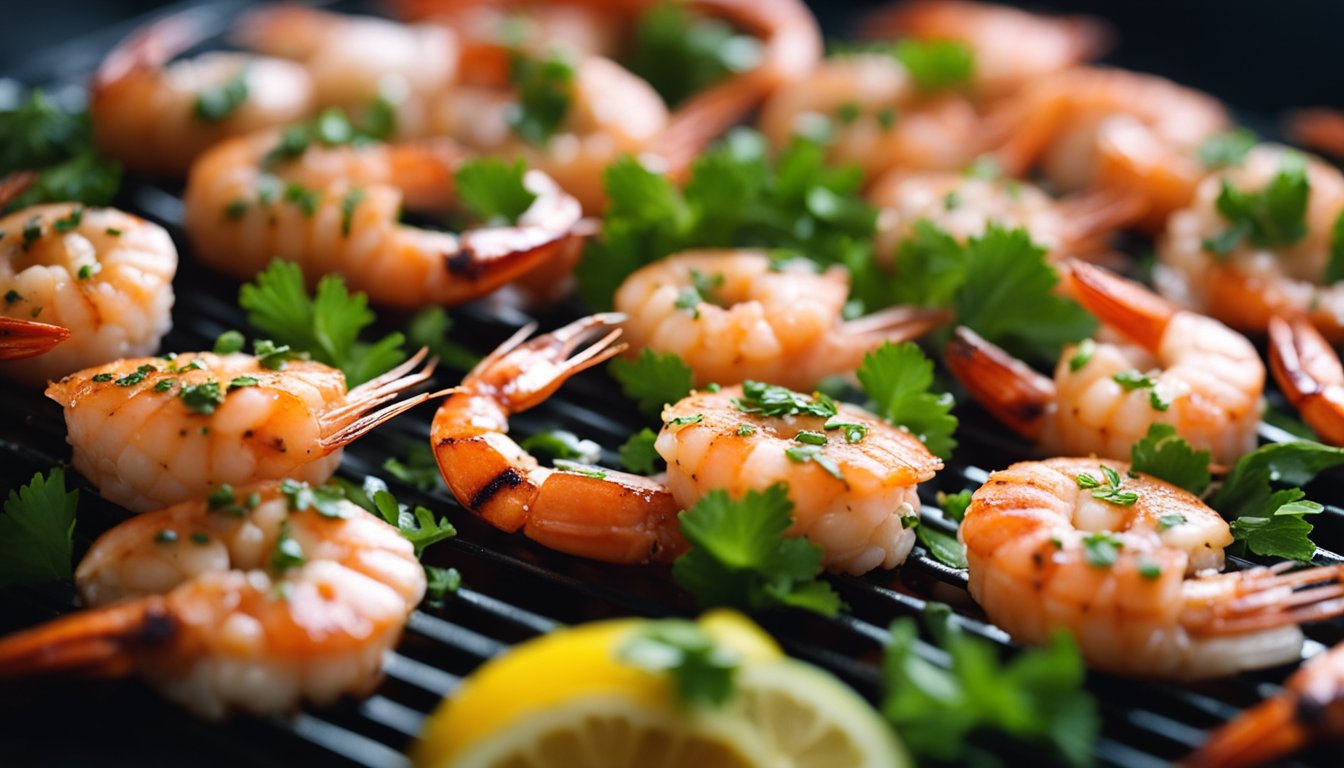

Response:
(3, 0), (1343, 116)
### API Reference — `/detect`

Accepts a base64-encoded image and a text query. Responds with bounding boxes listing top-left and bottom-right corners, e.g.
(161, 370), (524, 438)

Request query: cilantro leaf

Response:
(369, 489), (456, 557)
(1207, 441), (1344, 560)
(856, 342), (958, 459)
(732, 380), (837, 419)
(1204, 154), (1310, 255)
(1198, 129), (1256, 169)
(673, 483), (842, 616)
(915, 525), (966, 569)
(619, 428), (664, 474)
(424, 565), (462, 605)
(619, 619), (740, 707)
(1129, 424), (1212, 495)
(890, 220), (966, 308)
(5, 151), (122, 213)
(882, 604), (1097, 766)
(629, 3), (761, 107)
(239, 259), (406, 386)
(406, 307), (481, 371)
(1228, 493), (1321, 561)
(893, 39), (975, 93)
(937, 490), (973, 523)
(507, 51), (575, 145)
(454, 156), (537, 225)
(610, 348), (695, 419)
(0, 90), (90, 174)
(383, 443), (445, 492)
(0, 468), (78, 586)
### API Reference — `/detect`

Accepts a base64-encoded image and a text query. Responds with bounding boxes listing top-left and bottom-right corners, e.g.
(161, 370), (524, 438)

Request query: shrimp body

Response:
(614, 250), (946, 389)
(46, 351), (438, 512)
(1157, 145), (1344, 340)
(91, 14), (316, 176)
(1269, 315), (1344, 446)
(946, 261), (1263, 464)
(0, 481), (425, 719)
(0, 204), (177, 386)
(431, 314), (686, 565)
(182, 131), (582, 309)
(963, 458), (1344, 679)
(758, 53), (986, 180)
(657, 384), (942, 575)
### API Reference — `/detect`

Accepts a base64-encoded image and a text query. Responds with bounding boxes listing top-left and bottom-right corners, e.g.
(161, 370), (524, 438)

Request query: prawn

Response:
(868, 169), (1144, 264)
(658, 383), (943, 575)
(1156, 144), (1344, 340)
(1184, 639), (1344, 768)
(992, 67), (1231, 232)
(181, 130), (583, 309)
(1269, 315), (1344, 446)
(962, 457), (1344, 679)
(945, 260), (1264, 465)
(0, 480), (425, 720)
(613, 250), (949, 390)
(860, 0), (1109, 100)
(0, 202), (177, 386)
(45, 349), (442, 512)
(91, 11), (316, 176)
(430, 314), (686, 565)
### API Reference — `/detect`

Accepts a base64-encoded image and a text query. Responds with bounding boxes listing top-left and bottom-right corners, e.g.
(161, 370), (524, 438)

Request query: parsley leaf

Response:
(732, 380), (837, 419)
(0, 90), (90, 173)
(424, 565), (462, 605)
(1198, 129), (1256, 169)
(5, 151), (121, 213)
(406, 307), (481, 371)
(916, 525), (967, 569)
(856, 342), (957, 459)
(1204, 154), (1310, 256)
(0, 468), (78, 586)
(672, 483), (842, 616)
(610, 348), (694, 418)
(889, 220), (967, 308)
(1211, 441), (1344, 560)
(1129, 424), (1211, 495)
(893, 39), (975, 92)
(628, 3), (761, 107)
(239, 259), (406, 386)
(619, 619), (741, 707)
(618, 428), (663, 474)
(371, 489), (457, 556)
(507, 51), (575, 144)
(937, 490), (973, 522)
(193, 68), (250, 122)
(383, 443), (445, 492)
(882, 604), (1097, 766)
(454, 156), (538, 225)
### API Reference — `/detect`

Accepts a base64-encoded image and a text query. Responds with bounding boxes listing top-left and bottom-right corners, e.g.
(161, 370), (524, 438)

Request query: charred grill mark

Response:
(445, 247), (480, 279)
(471, 468), (522, 509)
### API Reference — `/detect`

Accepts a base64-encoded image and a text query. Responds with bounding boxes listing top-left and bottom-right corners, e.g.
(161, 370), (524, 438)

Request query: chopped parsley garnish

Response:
(153, 378), (176, 393)
(507, 51), (575, 145)
(893, 39), (975, 92)
(628, 2), (761, 107)
(105, 227), (122, 236)
(610, 348), (694, 419)
(1129, 424), (1211, 495)
(1081, 531), (1122, 568)
(280, 478), (350, 519)
(732, 380), (837, 419)
(1157, 513), (1187, 531)
(553, 460), (608, 478)
(0, 89), (89, 174)
(213, 330), (245, 355)
(270, 520), (306, 571)
(336, 188), (364, 236)
(1068, 339), (1096, 371)
(225, 199), (249, 219)
(383, 443), (446, 492)
(1137, 560), (1162, 580)
(856, 341), (958, 459)
(261, 106), (392, 166)
(367, 487), (457, 556)
(154, 529), (179, 544)
(252, 339), (294, 370)
(784, 444), (845, 482)
(520, 430), (602, 465)
(1198, 129), (1256, 169)
(114, 364), (156, 387)
(424, 565), (462, 604)
(283, 181), (319, 216)
(736, 424), (756, 436)
(454, 156), (537, 225)
(207, 484), (250, 516)
(882, 603), (1097, 766)
(673, 483), (842, 615)
(673, 286), (703, 317)
(618, 428), (663, 474)
(667, 414), (705, 429)
(239, 259), (406, 386)
(21, 216), (42, 249)
(1203, 153), (1310, 256)
(179, 380), (225, 415)
(193, 68), (250, 122)
(619, 619), (741, 708)
(191, 533), (210, 545)
(793, 430), (828, 446)
(1075, 464), (1138, 506)
(91, 372), (113, 382)
(228, 376), (258, 390)
(77, 263), (100, 280)
(53, 205), (83, 232)
(1112, 370), (1169, 410)
(4, 290), (19, 304)
(0, 468), (78, 587)
(823, 420), (868, 443)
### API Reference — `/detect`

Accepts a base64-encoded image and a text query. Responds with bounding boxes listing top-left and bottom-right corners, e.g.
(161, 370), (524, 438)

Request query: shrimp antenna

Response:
(320, 348), (451, 449)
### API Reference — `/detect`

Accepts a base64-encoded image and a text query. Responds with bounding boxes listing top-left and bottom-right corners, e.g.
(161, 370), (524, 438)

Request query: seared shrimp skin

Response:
(947, 261), (1263, 465)
(46, 350), (440, 512)
(963, 458), (1344, 680)
(92, 12), (316, 176)
(431, 314), (686, 564)
(0, 204), (177, 386)
(182, 131), (582, 309)
(657, 384), (942, 575)
(1269, 315), (1344, 446)
(614, 250), (946, 390)
(0, 481), (425, 720)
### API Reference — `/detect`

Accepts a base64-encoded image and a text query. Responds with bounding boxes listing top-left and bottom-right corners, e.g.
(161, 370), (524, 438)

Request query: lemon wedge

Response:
(413, 611), (906, 768)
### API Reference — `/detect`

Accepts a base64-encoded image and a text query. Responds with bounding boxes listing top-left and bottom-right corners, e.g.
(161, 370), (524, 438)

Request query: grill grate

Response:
(0, 2), (1341, 766)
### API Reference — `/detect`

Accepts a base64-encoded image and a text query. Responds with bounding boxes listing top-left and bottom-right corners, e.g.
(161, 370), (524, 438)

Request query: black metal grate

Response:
(0, 2), (1340, 766)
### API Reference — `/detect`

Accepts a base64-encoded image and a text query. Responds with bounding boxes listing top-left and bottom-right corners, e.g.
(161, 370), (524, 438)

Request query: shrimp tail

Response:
(840, 304), (951, 344)
(1055, 188), (1149, 257)
(320, 348), (451, 449)
(1064, 259), (1177, 350)
(1183, 697), (1310, 768)
(464, 313), (628, 412)
(0, 317), (72, 361)
(0, 597), (177, 679)
(944, 325), (1055, 441)
(1269, 315), (1344, 445)
(1284, 107), (1344, 160)
(94, 9), (207, 92)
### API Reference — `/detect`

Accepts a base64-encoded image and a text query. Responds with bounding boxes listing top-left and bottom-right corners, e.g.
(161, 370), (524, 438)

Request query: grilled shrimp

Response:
(613, 250), (948, 390)
(0, 203), (177, 386)
(993, 67), (1231, 231)
(1270, 315), (1344, 446)
(91, 12), (316, 176)
(46, 350), (440, 512)
(431, 314), (686, 564)
(658, 383), (943, 575)
(181, 130), (582, 309)
(946, 261), (1264, 465)
(868, 170), (1143, 263)
(1156, 144), (1344, 340)
(860, 0), (1109, 100)
(0, 481), (425, 719)
(963, 458), (1344, 679)
(757, 52), (988, 180)
(1185, 639), (1344, 768)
